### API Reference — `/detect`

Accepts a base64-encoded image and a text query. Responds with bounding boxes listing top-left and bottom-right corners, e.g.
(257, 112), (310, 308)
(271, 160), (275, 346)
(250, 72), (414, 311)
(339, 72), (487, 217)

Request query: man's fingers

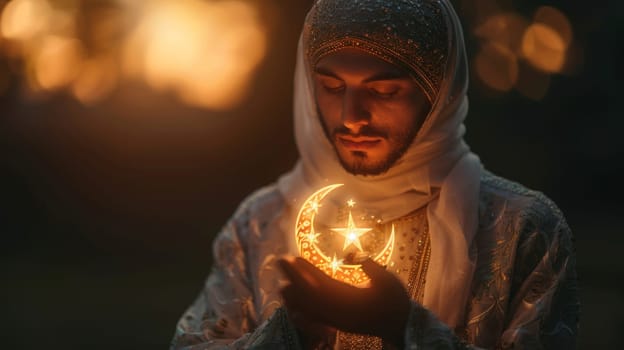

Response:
(277, 257), (321, 289)
(292, 257), (359, 295)
(292, 257), (331, 282)
(360, 258), (389, 283)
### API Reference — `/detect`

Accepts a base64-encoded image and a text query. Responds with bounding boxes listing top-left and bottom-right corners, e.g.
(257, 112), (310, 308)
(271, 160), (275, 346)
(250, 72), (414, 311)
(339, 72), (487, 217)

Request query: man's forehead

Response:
(314, 48), (410, 82)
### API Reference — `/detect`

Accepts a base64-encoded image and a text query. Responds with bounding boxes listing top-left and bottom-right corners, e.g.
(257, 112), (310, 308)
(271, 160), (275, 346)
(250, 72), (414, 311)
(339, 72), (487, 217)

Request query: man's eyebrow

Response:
(314, 66), (341, 79)
(313, 66), (408, 82)
(363, 71), (409, 83)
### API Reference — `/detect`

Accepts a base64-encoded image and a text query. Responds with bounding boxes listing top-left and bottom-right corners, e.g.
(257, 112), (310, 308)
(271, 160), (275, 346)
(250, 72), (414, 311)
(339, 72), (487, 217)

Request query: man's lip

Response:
(337, 136), (382, 150)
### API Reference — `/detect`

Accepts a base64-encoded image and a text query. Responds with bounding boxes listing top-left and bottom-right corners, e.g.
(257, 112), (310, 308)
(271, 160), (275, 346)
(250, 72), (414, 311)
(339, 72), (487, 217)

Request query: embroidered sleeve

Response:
(170, 217), (300, 349)
(499, 200), (579, 349)
(403, 198), (579, 349)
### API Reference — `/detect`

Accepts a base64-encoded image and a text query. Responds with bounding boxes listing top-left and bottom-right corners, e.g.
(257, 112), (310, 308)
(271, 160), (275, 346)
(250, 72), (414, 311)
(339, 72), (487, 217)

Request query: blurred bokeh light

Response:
(1, 0), (54, 42)
(474, 41), (518, 91)
(0, 0), (269, 109)
(33, 35), (83, 90)
(0, 0), (579, 104)
(521, 23), (566, 73)
(70, 55), (118, 105)
(534, 6), (573, 47)
(474, 12), (528, 53)
(469, 2), (578, 99)
(122, 0), (267, 110)
(521, 6), (572, 74)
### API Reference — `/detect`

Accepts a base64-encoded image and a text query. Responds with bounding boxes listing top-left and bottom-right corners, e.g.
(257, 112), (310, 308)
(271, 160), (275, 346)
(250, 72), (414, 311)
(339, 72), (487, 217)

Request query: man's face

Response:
(313, 49), (432, 176)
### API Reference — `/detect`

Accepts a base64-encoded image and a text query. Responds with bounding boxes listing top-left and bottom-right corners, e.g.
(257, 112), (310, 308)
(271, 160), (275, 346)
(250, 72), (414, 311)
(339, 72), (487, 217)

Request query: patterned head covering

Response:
(303, 0), (449, 103)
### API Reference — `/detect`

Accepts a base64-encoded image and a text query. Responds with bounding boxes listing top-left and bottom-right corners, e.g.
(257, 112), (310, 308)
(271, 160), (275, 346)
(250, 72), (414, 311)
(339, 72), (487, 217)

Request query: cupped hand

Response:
(278, 256), (411, 348)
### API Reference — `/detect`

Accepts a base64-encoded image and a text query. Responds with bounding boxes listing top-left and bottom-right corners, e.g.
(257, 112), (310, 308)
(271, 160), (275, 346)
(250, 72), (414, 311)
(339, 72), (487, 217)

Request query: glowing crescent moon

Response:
(295, 184), (395, 285)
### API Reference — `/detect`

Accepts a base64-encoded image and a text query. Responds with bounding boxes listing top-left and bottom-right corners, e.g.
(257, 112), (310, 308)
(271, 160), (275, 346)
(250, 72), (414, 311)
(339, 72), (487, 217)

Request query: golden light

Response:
(0, 0), (52, 41)
(295, 184), (395, 286)
(71, 55), (119, 104)
(534, 6), (573, 47)
(123, 0), (267, 110)
(310, 200), (320, 213)
(521, 23), (567, 73)
(0, 0), (88, 96)
(474, 13), (528, 54)
(33, 35), (83, 90)
(307, 232), (320, 244)
(470, 6), (577, 99)
(331, 211), (372, 252)
(520, 6), (573, 74)
(474, 42), (518, 92)
(330, 254), (343, 276)
(87, 7), (125, 52)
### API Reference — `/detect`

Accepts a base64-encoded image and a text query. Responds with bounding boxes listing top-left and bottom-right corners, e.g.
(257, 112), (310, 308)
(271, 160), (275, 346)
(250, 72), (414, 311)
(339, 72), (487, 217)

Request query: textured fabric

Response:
(303, 0), (449, 102)
(171, 172), (579, 349)
(278, 0), (481, 327)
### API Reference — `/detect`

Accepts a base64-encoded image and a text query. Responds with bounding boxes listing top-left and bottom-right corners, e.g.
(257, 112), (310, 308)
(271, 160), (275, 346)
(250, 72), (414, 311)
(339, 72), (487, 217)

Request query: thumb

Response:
(360, 258), (389, 284)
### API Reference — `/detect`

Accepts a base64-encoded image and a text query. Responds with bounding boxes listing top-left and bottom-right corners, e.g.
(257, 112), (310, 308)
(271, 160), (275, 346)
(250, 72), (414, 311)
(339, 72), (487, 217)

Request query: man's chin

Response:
(338, 152), (391, 176)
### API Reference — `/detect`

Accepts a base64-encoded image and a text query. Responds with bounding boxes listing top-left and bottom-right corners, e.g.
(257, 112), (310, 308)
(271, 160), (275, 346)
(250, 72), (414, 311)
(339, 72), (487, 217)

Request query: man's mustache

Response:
(332, 125), (388, 139)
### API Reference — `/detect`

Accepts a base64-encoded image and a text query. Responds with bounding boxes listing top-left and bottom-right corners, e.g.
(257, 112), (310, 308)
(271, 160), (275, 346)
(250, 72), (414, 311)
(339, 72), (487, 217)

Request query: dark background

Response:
(1, 0), (621, 348)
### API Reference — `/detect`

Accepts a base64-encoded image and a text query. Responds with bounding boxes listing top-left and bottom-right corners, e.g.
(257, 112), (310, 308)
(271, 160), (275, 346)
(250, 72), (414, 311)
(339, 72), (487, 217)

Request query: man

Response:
(171, 0), (579, 348)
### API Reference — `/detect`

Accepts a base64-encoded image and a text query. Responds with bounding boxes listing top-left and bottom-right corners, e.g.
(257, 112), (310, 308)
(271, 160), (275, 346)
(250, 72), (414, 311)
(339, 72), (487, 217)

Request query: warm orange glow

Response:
(474, 13), (528, 54)
(475, 42), (518, 92)
(473, 6), (575, 98)
(33, 35), (83, 90)
(534, 6), (573, 47)
(521, 23), (567, 73)
(0, 0), (270, 109)
(0, 0), (85, 93)
(123, 0), (267, 110)
(87, 7), (124, 51)
(0, 0), (51, 41)
(72, 55), (119, 104)
(331, 211), (372, 252)
(295, 184), (395, 286)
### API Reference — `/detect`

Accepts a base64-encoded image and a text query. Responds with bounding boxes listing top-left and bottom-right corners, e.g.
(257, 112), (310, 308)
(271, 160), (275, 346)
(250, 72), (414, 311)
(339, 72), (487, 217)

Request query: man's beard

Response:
(322, 121), (419, 176)
(337, 147), (403, 176)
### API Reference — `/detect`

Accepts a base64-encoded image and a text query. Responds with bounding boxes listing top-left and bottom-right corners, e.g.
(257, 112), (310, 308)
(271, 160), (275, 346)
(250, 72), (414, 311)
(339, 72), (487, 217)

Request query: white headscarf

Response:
(276, 0), (482, 328)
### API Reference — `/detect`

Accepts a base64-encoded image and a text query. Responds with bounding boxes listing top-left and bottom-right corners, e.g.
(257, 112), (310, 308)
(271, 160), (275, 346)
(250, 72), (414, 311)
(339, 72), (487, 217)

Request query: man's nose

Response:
(341, 88), (370, 133)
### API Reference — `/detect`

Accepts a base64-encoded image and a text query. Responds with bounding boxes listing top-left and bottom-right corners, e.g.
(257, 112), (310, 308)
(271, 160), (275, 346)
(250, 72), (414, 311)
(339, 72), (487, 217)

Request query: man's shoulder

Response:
(479, 170), (568, 233)
(231, 183), (285, 221)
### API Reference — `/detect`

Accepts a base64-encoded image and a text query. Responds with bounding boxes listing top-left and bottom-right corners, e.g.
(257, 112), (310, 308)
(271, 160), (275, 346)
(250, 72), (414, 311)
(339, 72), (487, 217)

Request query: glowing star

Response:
(309, 200), (321, 214)
(346, 199), (356, 207)
(329, 253), (343, 276)
(331, 211), (372, 252)
(306, 232), (321, 244)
